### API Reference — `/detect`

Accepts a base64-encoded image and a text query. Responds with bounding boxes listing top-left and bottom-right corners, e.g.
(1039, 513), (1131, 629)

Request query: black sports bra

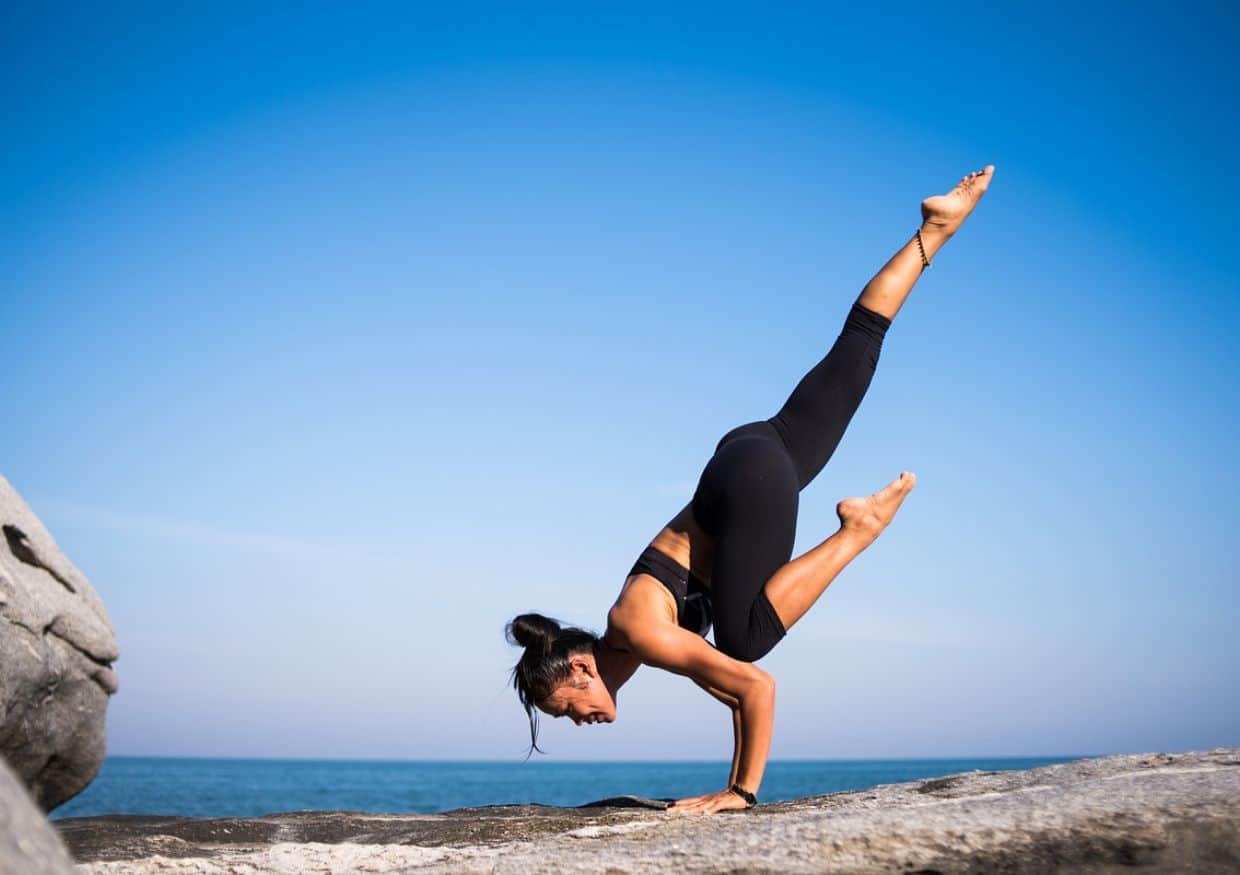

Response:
(627, 546), (713, 638)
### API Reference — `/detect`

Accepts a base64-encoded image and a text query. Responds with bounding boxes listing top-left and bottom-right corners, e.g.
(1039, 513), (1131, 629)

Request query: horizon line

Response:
(99, 752), (1101, 764)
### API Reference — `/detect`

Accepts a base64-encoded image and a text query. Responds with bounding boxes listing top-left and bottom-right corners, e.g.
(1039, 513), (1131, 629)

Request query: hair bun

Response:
(506, 613), (561, 654)
(505, 614), (602, 759)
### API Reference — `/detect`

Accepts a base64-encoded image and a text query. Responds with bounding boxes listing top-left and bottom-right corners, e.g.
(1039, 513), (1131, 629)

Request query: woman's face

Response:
(539, 654), (616, 726)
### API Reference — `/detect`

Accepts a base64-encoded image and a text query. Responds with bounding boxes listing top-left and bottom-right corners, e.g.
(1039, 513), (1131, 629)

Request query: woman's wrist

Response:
(729, 783), (758, 807)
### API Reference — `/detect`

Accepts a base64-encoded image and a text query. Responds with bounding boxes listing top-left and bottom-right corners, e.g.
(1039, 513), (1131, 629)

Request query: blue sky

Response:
(3, 2), (1236, 761)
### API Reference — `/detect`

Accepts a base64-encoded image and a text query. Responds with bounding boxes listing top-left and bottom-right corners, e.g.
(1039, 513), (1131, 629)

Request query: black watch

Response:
(729, 783), (758, 807)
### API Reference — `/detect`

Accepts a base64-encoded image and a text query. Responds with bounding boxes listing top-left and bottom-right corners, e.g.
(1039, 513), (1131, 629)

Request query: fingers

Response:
(674, 798), (714, 813)
(672, 800), (725, 814)
(668, 796), (709, 814)
(667, 791), (745, 815)
(667, 794), (708, 812)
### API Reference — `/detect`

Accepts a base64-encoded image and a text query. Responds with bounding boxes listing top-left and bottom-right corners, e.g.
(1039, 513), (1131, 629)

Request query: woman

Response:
(506, 165), (995, 814)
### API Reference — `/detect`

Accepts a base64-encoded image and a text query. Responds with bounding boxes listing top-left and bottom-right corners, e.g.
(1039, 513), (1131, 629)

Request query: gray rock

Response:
(56, 748), (1240, 873)
(0, 754), (77, 874)
(0, 475), (119, 812)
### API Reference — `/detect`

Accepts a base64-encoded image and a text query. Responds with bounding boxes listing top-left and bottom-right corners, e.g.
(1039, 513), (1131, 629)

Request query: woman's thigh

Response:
(691, 432), (799, 660)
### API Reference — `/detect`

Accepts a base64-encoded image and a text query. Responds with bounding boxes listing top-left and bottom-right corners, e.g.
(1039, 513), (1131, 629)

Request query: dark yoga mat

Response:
(576, 795), (671, 810)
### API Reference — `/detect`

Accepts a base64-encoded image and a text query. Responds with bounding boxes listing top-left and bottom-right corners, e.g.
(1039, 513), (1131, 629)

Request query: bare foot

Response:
(920, 165), (995, 236)
(836, 471), (917, 541)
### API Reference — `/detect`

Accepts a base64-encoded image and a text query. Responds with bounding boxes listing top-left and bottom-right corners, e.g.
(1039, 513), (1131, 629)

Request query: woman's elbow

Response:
(744, 667), (775, 701)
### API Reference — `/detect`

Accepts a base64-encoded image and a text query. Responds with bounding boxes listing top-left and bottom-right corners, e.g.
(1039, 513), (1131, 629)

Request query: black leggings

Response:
(690, 301), (892, 662)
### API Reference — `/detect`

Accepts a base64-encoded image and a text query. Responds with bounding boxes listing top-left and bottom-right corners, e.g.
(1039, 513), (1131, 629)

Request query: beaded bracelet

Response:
(916, 227), (933, 268)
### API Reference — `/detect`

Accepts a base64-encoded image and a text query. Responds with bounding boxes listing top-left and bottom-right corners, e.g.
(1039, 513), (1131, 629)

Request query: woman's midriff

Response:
(612, 502), (715, 635)
(647, 502), (715, 588)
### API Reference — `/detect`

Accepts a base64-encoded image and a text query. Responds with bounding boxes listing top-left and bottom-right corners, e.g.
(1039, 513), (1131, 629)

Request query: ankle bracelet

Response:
(916, 228), (932, 268)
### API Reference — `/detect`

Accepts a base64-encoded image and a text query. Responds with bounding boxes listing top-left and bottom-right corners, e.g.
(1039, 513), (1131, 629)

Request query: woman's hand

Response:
(667, 788), (751, 815)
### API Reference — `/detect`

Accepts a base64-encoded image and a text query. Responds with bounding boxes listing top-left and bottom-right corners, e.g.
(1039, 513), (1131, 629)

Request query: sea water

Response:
(49, 756), (1080, 820)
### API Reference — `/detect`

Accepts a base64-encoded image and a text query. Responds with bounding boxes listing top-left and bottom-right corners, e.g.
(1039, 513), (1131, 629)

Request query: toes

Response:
(880, 474), (911, 496)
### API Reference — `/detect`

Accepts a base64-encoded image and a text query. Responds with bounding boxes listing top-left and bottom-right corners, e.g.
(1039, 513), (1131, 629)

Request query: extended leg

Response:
(761, 165), (995, 632)
(766, 301), (890, 491)
(764, 166), (997, 491)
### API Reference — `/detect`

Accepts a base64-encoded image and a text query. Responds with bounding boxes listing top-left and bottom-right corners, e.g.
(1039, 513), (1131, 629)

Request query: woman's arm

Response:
(629, 623), (775, 812)
(728, 704), (743, 788)
(691, 678), (743, 786)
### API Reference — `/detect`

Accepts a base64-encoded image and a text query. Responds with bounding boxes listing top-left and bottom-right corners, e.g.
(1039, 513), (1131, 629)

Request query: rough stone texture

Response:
(0, 475), (119, 812)
(57, 748), (1240, 873)
(0, 754), (77, 875)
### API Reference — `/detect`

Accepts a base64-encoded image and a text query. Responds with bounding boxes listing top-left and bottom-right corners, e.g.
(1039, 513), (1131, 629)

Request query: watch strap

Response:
(729, 783), (758, 807)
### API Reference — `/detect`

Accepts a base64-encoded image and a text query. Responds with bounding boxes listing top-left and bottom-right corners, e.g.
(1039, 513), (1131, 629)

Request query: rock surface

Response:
(0, 755), (77, 875)
(0, 476), (120, 812)
(57, 748), (1240, 873)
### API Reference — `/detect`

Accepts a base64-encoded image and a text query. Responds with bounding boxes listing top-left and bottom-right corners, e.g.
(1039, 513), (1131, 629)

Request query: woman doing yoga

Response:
(506, 165), (995, 814)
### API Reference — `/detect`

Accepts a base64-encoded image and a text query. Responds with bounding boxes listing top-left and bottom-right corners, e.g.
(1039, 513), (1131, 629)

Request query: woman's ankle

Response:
(916, 223), (953, 259)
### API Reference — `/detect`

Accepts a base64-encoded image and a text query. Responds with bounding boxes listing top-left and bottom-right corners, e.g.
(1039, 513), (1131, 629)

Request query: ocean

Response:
(49, 755), (1081, 820)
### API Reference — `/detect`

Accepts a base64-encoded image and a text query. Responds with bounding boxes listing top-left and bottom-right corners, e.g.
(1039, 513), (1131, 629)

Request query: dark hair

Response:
(505, 612), (600, 760)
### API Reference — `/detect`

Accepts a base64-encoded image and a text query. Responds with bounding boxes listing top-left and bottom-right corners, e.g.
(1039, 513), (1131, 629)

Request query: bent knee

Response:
(714, 628), (779, 664)
(714, 599), (786, 663)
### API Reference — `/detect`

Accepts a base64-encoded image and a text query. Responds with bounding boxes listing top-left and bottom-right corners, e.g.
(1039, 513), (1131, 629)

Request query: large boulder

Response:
(0, 475), (119, 811)
(0, 755), (77, 874)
